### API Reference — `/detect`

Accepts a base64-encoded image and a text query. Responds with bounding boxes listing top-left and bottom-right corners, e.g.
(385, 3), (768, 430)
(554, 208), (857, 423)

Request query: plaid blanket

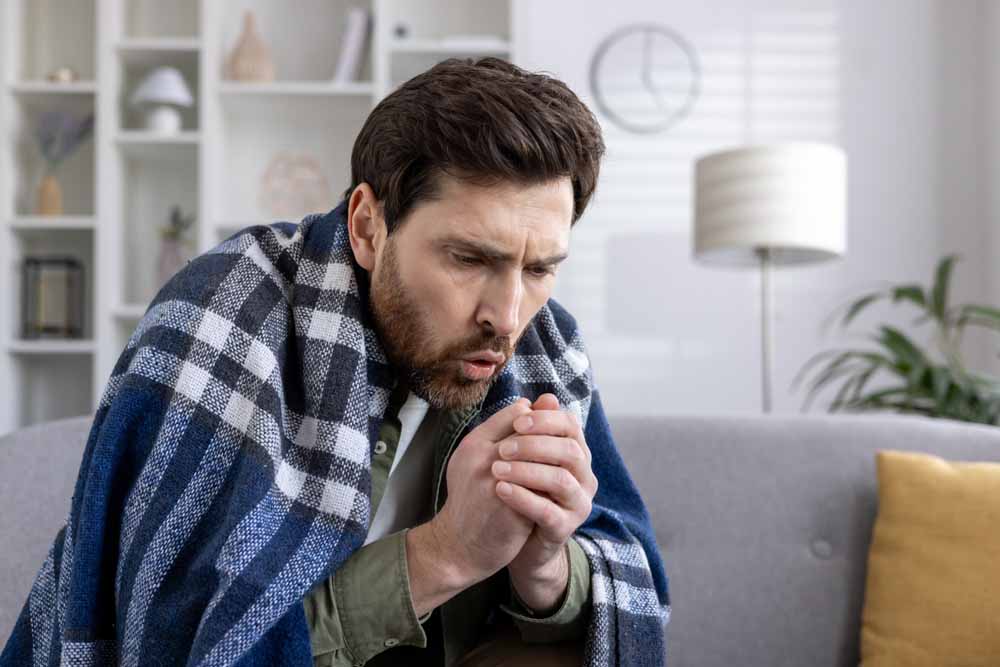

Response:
(1, 200), (670, 666)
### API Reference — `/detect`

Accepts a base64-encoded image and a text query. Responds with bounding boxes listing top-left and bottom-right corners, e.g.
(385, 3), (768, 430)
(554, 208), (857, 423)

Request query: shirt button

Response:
(384, 637), (399, 647)
(374, 440), (388, 455)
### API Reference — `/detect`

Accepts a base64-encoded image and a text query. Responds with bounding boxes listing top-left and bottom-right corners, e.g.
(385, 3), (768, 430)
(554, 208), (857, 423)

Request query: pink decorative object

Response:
(156, 237), (191, 288)
(258, 152), (333, 220)
(156, 206), (196, 287)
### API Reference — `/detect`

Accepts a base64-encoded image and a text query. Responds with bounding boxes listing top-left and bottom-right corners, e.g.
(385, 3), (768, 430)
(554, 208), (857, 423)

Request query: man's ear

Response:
(346, 183), (385, 271)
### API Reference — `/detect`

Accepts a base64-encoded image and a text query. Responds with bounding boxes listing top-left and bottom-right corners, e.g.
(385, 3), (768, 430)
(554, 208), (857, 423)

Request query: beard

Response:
(368, 238), (517, 410)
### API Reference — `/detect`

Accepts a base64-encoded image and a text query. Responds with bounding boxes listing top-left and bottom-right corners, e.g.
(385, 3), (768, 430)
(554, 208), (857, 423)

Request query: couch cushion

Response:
(0, 414), (94, 642)
(860, 449), (1000, 666)
(609, 413), (1000, 667)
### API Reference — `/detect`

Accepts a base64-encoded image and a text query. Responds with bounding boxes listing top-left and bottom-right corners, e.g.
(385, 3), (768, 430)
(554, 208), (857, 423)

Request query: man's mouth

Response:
(459, 351), (505, 381)
(459, 359), (497, 380)
(463, 350), (505, 364)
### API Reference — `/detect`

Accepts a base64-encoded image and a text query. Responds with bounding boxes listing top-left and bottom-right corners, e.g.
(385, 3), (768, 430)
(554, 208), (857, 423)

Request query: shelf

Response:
(119, 50), (198, 131)
(9, 81), (98, 112)
(14, 0), (97, 83)
(116, 38), (201, 67)
(216, 92), (367, 224)
(117, 37), (201, 51)
(385, 35), (512, 89)
(216, 219), (266, 229)
(116, 130), (201, 144)
(111, 304), (148, 320)
(8, 216), (96, 231)
(125, 0), (199, 40)
(0, 0), (515, 435)
(217, 2), (371, 83)
(10, 81), (98, 94)
(11, 351), (94, 428)
(116, 131), (200, 161)
(218, 81), (375, 97)
(8, 339), (96, 355)
(388, 38), (511, 54)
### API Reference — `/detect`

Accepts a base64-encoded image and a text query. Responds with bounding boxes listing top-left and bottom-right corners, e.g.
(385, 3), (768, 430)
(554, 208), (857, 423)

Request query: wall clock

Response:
(589, 23), (701, 134)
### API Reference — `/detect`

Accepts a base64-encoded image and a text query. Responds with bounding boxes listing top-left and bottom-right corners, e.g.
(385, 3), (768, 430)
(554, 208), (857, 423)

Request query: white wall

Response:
(516, 0), (996, 416)
(985, 1), (1000, 369)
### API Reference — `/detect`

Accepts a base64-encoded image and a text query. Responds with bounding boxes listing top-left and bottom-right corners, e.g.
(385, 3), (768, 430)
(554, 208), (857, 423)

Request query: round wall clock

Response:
(589, 23), (701, 135)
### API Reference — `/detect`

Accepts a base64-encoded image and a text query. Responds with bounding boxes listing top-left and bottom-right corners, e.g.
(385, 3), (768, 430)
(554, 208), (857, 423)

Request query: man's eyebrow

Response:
(439, 237), (569, 266)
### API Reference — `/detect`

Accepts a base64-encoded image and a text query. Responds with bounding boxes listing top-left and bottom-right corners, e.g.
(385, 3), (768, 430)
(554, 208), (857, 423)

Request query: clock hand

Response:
(641, 29), (670, 112)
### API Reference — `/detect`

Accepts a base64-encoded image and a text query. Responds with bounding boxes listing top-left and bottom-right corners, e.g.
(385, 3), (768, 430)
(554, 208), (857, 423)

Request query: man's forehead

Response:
(430, 209), (570, 260)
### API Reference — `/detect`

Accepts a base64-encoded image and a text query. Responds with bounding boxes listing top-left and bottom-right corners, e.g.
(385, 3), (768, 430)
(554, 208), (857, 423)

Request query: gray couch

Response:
(3, 412), (999, 665)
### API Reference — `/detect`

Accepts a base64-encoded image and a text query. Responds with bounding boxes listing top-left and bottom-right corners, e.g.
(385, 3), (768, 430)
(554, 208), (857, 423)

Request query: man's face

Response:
(368, 174), (574, 410)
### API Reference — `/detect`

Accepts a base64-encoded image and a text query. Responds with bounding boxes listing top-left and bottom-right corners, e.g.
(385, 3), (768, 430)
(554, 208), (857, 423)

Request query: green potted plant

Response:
(792, 255), (1000, 425)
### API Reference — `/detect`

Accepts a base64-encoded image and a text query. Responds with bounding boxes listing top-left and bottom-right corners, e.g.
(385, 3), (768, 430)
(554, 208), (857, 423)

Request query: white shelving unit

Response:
(0, 0), (515, 436)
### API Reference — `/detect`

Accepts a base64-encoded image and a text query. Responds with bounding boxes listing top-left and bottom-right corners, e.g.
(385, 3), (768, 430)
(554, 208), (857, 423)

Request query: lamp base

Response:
(143, 105), (182, 134)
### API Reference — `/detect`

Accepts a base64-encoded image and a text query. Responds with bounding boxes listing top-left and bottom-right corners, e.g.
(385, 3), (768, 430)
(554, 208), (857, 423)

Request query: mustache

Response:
(446, 332), (513, 358)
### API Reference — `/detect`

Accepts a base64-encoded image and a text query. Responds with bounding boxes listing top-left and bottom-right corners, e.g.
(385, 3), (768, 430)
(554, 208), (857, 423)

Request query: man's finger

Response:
(494, 481), (570, 540)
(513, 408), (591, 464)
(467, 397), (532, 444)
(496, 433), (595, 494)
(492, 460), (588, 511)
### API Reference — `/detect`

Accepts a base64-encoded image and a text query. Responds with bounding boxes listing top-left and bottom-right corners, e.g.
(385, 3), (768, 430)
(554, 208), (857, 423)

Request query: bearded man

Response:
(1, 57), (670, 667)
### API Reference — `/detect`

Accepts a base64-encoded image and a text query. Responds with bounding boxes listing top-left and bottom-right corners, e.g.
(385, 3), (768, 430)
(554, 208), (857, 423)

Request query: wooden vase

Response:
(225, 10), (275, 82)
(37, 172), (63, 216)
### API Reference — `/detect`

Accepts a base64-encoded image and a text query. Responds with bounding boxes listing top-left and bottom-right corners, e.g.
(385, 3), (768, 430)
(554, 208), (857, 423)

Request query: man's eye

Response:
(526, 266), (554, 278)
(454, 254), (480, 266)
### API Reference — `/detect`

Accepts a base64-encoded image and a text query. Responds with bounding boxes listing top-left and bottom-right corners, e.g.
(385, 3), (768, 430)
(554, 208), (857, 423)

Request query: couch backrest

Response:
(4, 412), (1000, 665)
(0, 414), (94, 643)
(610, 413), (1000, 667)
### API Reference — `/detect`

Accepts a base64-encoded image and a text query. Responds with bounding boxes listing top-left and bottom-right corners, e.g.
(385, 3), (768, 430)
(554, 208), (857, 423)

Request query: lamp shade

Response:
(692, 142), (847, 267)
(129, 66), (194, 108)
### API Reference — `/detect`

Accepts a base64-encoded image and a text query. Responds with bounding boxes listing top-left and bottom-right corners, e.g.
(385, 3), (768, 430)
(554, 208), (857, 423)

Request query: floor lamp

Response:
(692, 142), (847, 413)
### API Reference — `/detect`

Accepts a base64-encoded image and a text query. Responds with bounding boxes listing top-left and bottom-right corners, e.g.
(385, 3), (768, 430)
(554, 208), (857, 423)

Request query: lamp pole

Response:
(757, 247), (774, 414)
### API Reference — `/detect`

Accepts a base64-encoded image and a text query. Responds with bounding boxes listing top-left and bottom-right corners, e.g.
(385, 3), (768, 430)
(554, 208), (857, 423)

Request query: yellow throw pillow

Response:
(860, 449), (1000, 666)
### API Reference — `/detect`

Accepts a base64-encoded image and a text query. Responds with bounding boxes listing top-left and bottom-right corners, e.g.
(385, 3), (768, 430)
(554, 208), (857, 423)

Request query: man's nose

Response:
(478, 271), (522, 337)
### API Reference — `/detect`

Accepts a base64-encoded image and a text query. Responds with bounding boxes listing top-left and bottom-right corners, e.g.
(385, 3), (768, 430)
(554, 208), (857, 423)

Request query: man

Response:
(1, 58), (669, 667)
(302, 175), (595, 665)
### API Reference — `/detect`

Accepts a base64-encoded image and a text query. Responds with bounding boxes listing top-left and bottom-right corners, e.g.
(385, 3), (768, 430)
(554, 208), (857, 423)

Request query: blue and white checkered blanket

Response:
(1, 200), (670, 666)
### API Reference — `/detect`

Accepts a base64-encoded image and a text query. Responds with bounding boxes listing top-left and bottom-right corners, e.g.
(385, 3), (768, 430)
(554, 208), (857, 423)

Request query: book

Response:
(333, 7), (371, 83)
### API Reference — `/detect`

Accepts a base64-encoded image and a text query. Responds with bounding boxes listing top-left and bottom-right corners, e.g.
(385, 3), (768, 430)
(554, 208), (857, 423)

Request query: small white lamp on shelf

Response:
(129, 66), (193, 134)
(692, 142), (848, 414)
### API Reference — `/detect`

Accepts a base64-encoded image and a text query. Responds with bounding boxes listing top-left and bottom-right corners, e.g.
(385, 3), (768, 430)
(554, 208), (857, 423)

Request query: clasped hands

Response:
(434, 392), (598, 612)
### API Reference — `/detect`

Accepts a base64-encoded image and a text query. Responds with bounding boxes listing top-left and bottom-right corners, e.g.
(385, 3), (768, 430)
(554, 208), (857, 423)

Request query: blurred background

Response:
(2, 0), (998, 436)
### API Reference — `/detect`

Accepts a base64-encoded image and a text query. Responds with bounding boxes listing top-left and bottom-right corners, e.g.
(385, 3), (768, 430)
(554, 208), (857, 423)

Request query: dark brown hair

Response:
(342, 57), (606, 234)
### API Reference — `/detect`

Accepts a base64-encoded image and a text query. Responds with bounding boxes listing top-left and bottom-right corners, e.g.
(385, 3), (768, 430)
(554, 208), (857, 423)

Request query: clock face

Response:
(589, 24), (701, 135)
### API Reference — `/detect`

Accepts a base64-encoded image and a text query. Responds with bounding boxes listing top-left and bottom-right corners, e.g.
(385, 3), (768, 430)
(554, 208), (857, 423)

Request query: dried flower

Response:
(34, 111), (94, 171)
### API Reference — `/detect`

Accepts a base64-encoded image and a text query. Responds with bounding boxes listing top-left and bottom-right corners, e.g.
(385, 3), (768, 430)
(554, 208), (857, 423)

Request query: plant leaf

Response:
(890, 285), (927, 310)
(840, 292), (884, 329)
(957, 304), (1000, 331)
(791, 349), (851, 391)
(877, 325), (927, 371)
(930, 254), (959, 323)
(830, 370), (869, 412)
(930, 366), (952, 406)
(799, 352), (862, 411)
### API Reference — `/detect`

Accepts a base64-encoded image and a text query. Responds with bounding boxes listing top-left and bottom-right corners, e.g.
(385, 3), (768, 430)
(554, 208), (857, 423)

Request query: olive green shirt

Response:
(301, 390), (593, 666)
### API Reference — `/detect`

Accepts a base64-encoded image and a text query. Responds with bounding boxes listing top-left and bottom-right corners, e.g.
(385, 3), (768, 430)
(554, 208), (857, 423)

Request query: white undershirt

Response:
(363, 392), (434, 546)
